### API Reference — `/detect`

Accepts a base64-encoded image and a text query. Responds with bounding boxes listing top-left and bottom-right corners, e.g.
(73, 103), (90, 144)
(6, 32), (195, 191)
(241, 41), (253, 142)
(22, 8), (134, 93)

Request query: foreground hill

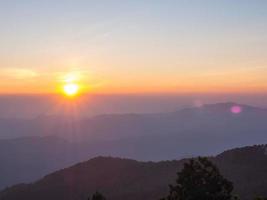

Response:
(1, 145), (267, 200)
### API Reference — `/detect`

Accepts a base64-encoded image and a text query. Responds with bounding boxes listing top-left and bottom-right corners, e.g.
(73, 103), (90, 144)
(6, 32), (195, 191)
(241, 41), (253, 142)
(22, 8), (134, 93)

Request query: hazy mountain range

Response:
(0, 94), (266, 119)
(1, 144), (267, 200)
(0, 102), (267, 190)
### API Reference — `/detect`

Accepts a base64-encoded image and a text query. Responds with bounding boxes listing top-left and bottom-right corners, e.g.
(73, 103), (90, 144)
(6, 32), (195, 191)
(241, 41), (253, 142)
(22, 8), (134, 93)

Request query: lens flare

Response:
(231, 105), (242, 114)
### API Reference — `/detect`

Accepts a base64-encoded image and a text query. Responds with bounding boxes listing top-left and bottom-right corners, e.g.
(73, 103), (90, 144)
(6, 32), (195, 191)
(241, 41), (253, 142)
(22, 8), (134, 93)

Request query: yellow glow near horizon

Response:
(60, 71), (83, 97)
(63, 83), (80, 97)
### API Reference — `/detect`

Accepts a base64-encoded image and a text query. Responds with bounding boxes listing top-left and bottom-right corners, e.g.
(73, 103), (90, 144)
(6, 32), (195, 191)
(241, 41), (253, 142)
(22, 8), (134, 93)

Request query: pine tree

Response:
(88, 191), (106, 200)
(161, 157), (234, 200)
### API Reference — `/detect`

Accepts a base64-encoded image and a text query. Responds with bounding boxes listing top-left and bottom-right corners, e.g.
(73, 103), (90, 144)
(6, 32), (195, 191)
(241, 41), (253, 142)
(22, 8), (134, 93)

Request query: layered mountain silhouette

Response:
(0, 103), (267, 190)
(1, 144), (267, 200)
(1, 102), (267, 141)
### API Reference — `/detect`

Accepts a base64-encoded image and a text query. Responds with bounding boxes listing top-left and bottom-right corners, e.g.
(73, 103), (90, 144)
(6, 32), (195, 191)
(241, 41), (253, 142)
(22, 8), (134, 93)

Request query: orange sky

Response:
(0, 66), (266, 95)
(1, 1), (267, 95)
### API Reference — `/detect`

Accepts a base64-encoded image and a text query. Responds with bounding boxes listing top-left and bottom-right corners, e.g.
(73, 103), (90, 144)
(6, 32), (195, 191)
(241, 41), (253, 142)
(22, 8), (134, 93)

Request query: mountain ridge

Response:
(1, 144), (267, 200)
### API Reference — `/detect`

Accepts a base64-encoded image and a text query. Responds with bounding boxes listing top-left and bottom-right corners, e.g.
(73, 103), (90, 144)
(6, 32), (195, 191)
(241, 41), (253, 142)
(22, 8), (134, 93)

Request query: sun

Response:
(63, 83), (80, 97)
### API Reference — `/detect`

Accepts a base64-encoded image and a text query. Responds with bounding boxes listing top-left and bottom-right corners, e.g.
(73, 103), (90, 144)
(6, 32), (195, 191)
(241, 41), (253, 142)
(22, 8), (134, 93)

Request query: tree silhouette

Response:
(161, 157), (234, 200)
(88, 191), (106, 200)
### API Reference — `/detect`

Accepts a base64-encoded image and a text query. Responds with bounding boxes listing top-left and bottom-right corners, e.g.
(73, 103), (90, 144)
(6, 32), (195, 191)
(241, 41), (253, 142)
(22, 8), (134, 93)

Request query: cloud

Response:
(55, 69), (94, 83)
(0, 68), (38, 80)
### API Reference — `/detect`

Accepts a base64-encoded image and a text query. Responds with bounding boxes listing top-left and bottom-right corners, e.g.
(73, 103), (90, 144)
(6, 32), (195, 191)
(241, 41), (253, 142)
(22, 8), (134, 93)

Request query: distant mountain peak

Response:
(196, 102), (263, 113)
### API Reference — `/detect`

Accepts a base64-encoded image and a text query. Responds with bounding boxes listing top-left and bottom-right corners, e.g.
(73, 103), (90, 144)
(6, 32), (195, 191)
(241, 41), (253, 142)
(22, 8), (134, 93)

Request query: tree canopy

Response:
(161, 157), (234, 200)
(89, 191), (106, 200)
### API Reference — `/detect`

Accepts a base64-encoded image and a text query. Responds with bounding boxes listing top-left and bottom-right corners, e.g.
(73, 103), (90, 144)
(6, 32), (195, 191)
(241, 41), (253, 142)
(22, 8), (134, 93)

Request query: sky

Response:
(0, 0), (267, 94)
